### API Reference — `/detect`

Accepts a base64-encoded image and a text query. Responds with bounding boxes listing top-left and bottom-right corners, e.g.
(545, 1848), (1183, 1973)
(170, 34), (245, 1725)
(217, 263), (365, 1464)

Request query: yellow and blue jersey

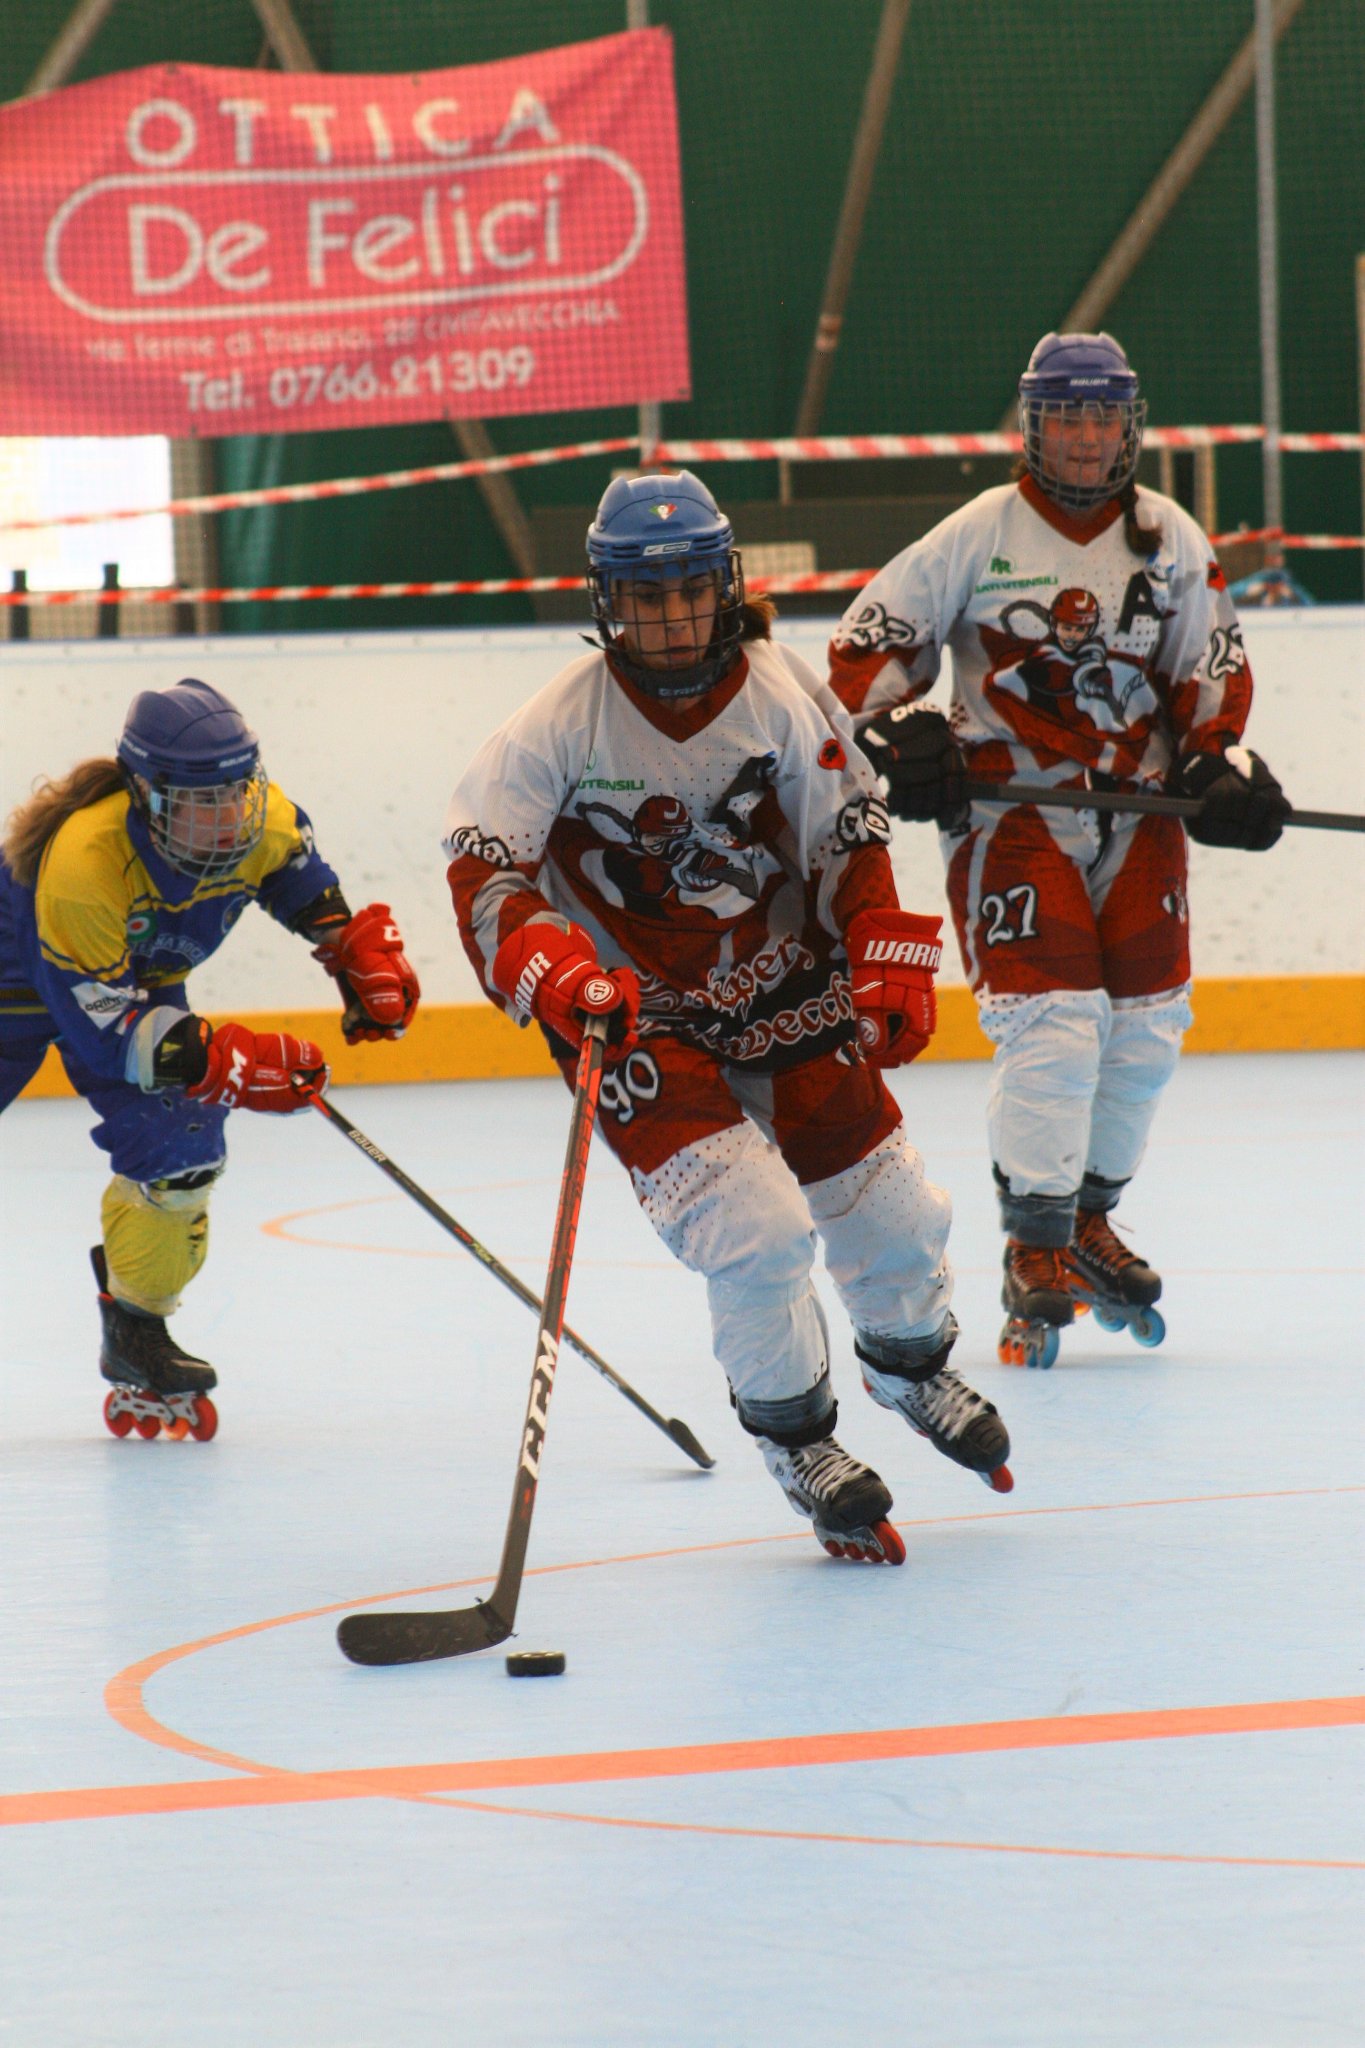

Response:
(0, 782), (338, 1087)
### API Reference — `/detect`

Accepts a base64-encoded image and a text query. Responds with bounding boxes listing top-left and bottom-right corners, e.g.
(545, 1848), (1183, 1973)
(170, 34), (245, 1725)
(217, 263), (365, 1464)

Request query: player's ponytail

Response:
(3, 759), (126, 887)
(739, 593), (777, 641)
(1119, 477), (1163, 557)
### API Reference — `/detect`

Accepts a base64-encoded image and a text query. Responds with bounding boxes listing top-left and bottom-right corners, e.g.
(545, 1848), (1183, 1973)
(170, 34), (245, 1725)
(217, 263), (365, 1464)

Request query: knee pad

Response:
(631, 1125), (828, 1417)
(806, 1127), (954, 1341)
(100, 1169), (218, 1317)
(1097, 987), (1192, 1104)
(1085, 985), (1192, 1187)
(983, 989), (1109, 1213)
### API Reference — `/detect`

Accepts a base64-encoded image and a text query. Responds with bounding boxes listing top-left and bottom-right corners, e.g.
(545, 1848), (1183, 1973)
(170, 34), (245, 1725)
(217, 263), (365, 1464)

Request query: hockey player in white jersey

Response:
(445, 470), (1012, 1566)
(828, 333), (1290, 1367)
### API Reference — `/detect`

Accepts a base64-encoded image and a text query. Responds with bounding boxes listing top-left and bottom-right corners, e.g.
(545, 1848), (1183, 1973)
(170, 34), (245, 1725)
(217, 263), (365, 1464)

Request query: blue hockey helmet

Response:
(585, 470), (745, 700)
(1018, 331), (1147, 514)
(117, 679), (267, 880)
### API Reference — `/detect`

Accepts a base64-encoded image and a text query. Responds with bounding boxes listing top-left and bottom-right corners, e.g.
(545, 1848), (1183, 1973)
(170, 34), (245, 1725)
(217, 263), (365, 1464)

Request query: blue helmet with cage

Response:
(1018, 331), (1147, 514)
(585, 470), (746, 699)
(117, 679), (267, 880)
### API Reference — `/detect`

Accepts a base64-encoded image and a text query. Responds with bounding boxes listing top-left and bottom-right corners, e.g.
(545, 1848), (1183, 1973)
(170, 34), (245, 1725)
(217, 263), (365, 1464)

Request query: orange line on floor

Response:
(5, 1694), (1362, 1832)
(104, 1484), (1365, 1772)
(428, 1794), (1365, 1872)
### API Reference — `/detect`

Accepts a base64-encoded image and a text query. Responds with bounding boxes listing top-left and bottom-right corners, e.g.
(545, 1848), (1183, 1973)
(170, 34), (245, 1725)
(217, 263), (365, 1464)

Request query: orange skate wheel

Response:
(103, 1394), (134, 1438)
(189, 1396), (219, 1442)
(134, 1414), (161, 1440)
(164, 1418), (190, 1440)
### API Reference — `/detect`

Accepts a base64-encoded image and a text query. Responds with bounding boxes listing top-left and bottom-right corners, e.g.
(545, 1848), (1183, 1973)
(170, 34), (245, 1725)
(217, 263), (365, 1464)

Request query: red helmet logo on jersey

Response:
(818, 737), (847, 771)
(634, 794), (689, 839)
(1051, 587), (1100, 632)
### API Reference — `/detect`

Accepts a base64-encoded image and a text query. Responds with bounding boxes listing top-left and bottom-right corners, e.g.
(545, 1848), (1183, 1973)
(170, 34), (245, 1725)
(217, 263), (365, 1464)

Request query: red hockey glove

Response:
(312, 903), (421, 1043)
(186, 1022), (328, 1113)
(492, 921), (640, 1061)
(845, 908), (942, 1067)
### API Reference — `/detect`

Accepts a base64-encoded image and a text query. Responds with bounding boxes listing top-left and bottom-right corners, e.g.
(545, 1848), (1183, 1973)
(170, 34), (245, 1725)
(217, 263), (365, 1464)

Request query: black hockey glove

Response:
(1170, 745), (1290, 851)
(858, 705), (970, 830)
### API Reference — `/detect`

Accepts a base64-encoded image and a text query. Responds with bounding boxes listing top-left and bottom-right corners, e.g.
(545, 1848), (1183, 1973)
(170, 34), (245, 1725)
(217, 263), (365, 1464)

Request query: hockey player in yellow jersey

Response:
(0, 678), (420, 1437)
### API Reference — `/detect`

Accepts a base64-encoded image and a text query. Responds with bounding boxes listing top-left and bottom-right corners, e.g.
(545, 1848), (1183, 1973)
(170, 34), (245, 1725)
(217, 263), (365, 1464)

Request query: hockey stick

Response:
(305, 1088), (713, 1471)
(964, 779), (1363, 833)
(337, 1015), (611, 1667)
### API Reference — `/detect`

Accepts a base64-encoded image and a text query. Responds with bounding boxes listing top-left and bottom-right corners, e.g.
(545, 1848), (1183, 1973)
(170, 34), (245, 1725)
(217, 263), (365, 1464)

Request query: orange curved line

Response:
(426, 1794), (1365, 1873)
(106, 1484), (1365, 1773)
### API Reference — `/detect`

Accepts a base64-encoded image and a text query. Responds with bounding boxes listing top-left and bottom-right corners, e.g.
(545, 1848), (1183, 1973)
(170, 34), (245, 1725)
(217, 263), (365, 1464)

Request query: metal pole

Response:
(628, 0), (662, 467)
(248, 0), (317, 71)
(784, 0), (912, 500)
(22, 0), (120, 95)
(1356, 253), (1365, 599)
(996, 0), (1305, 431)
(1255, 0), (1284, 568)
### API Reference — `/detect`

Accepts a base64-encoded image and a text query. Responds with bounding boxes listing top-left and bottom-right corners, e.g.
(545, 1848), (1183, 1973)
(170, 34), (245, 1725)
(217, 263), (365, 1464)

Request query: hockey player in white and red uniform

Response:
(828, 333), (1289, 1367)
(444, 470), (1012, 1566)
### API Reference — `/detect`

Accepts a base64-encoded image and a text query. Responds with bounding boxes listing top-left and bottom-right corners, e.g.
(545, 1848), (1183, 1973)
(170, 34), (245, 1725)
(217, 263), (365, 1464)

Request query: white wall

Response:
(1, 609), (1361, 1011)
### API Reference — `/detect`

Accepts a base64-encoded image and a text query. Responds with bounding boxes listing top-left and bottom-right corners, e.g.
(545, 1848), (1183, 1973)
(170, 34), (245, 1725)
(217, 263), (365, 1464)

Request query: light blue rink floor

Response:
(1, 1051), (1361, 2048)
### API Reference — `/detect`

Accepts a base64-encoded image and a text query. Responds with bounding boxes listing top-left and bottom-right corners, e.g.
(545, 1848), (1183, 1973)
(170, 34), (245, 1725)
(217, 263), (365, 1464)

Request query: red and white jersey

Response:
(444, 637), (898, 1072)
(828, 476), (1253, 786)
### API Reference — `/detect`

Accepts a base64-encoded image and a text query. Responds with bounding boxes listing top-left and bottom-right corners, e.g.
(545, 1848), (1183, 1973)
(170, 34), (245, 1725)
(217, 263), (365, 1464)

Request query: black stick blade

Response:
(667, 1418), (716, 1470)
(337, 1599), (512, 1667)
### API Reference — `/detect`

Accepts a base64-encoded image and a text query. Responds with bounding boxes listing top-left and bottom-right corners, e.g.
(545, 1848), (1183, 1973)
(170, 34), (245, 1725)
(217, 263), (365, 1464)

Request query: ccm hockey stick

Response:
(337, 1015), (611, 1666)
(306, 1090), (712, 1470)
(964, 779), (1363, 834)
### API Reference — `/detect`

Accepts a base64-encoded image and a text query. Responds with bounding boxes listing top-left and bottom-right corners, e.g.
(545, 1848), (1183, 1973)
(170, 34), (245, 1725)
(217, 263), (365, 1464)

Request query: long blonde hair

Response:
(3, 759), (126, 887)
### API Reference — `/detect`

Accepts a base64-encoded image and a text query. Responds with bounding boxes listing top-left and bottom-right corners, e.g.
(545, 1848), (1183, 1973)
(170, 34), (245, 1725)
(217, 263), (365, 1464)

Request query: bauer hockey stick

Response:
(305, 1088), (713, 1470)
(963, 779), (1363, 833)
(337, 1014), (611, 1666)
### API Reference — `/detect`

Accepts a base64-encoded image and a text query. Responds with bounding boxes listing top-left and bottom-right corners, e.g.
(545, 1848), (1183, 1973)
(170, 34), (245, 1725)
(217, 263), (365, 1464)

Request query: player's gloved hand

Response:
(492, 921), (641, 1061)
(1170, 745), (1290, 851)
(186, 1022), (328, 1113)
(312, 903), (421, 1042)
(845, 908), (942, 1067)
(858, 706), (970, 830)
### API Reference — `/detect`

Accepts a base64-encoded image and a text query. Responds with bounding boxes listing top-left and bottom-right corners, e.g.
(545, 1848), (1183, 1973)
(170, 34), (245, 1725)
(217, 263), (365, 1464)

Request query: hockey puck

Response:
(505, 1651), (566, 1678)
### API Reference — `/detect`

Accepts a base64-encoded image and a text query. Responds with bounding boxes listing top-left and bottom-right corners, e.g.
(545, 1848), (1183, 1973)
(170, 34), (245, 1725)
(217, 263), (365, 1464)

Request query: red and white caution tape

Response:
(0, 435), (640, 535)
(654, 428), (1364, 461)
(4, 536), (1360, 611)
(3, 426), (1361, 536)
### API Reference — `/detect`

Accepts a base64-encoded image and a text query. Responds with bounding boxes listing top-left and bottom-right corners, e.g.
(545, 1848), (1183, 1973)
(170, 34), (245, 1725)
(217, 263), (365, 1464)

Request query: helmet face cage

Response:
(1020, 394), (1147, 514)
(589, 550), (746, 701)
(139, 765), (268, 880)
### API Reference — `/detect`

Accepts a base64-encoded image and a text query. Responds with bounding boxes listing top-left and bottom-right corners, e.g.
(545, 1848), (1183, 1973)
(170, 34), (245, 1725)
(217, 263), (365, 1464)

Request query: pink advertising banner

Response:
(0, 30), (689, 437)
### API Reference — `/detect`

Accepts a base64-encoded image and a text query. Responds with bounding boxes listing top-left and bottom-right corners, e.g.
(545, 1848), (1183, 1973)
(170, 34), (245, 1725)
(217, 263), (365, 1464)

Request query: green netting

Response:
(3, 0), (1361, 614)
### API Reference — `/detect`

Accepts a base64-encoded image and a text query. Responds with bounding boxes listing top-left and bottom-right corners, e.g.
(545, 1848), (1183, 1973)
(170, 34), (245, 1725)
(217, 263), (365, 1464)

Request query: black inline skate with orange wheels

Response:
(92, 1246), (219, 1440)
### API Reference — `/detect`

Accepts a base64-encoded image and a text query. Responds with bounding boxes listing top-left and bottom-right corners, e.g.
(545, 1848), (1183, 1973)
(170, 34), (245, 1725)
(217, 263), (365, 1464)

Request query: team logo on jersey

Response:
(836, 599), (917, 653)
(817, 737), (847, 771)
(835, 793), (891, 849)
(983, 586), (1158, 739)
(126, 911), (154, 942)
(448, 823), (514, 869)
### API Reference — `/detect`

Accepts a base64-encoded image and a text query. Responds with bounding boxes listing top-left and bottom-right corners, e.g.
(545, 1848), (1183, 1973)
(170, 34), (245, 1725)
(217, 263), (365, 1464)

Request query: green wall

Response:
(5, 0), (1361, 616)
